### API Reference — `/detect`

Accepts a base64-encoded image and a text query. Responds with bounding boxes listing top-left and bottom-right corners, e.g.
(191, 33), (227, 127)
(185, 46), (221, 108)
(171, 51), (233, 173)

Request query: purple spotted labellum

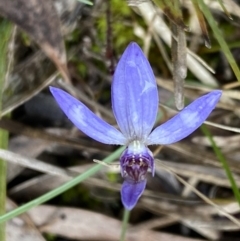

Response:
(50, 42), (222, 210)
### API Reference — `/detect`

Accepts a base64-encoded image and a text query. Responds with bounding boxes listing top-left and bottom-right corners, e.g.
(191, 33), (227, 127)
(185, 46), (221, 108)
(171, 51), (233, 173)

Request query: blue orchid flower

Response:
(50, 42), (222, 210)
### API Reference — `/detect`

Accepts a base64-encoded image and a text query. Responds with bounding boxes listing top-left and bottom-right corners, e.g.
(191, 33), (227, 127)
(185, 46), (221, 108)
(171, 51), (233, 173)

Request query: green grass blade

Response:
(196, 0), (240, 82)
(201, 125), (240, 206)
(191, 0), (211, 48)
(120, 209), (130, 241)
(0, 146), (125, 224)
(0, 130), (8, 241)
(0, 19), (13, 241)
(76, 0), (93, 6)
(216, 0), (232, 19)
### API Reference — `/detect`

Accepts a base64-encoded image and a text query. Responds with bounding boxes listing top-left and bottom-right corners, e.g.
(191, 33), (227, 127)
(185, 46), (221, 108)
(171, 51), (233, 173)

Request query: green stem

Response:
(0, 131), (8, 241)
(120, 209), (130, 241)
(0, 19), (12, 241)
(201, 125), (240, 206)
(0, 146), (124, 224)
(197, 0), (240, 82)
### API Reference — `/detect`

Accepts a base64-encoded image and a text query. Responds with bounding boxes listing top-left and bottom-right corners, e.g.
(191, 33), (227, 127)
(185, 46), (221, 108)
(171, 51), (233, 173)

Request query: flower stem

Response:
(0, 146), (124, 224)
(0, 131), (8, 241)
(0, 19), (12, 241)
(201, 125), (240, 206)
(120, 209), (130, 241)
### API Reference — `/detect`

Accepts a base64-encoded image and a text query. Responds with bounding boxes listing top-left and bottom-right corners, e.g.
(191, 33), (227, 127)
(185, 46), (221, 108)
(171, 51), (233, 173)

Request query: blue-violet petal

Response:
(112, 42), (158, 142)
(50, 87), (126, 145)
(121, 180), (146, 210)
(147, 90), (222, 145)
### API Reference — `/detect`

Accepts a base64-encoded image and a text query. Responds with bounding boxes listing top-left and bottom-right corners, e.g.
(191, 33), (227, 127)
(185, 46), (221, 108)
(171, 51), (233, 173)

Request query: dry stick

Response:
(137, 1), (218, 87)
(171, 23), (186, 110)
(0, 118), (110, 154)
(167, 142), (240, 174)
(153, 146), (219, 239)
(156, 160), (240, 188)
(156, 78), (236, 112)
(129, 216), (179, 232)
(5, 148), (240, 230)
(1, 69), (59, 117)
(157, 160), (240, 228)
(204, 121), (240, 134)
(141, 197), (240, 231)
(0, 149), (77, 178)
(180, 177), (220, 240)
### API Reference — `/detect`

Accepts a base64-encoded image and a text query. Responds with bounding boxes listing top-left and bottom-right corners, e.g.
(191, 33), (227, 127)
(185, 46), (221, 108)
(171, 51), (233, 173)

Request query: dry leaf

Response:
(0, 0), (69, 82)
(29, 205), (122, 240)
(6, 199), (46, 241)
(171, 23), (186, 110)
(29, 205), (206, 241)
(7, 136), (50, 182)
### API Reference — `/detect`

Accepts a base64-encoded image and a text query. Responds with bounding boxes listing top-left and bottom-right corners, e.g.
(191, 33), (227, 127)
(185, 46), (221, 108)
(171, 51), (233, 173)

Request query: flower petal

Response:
(121, 180), (146, 210)
(112, 42), (158, 142)
(50, 87), (126, 145)
(147, 90), (222, 145)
